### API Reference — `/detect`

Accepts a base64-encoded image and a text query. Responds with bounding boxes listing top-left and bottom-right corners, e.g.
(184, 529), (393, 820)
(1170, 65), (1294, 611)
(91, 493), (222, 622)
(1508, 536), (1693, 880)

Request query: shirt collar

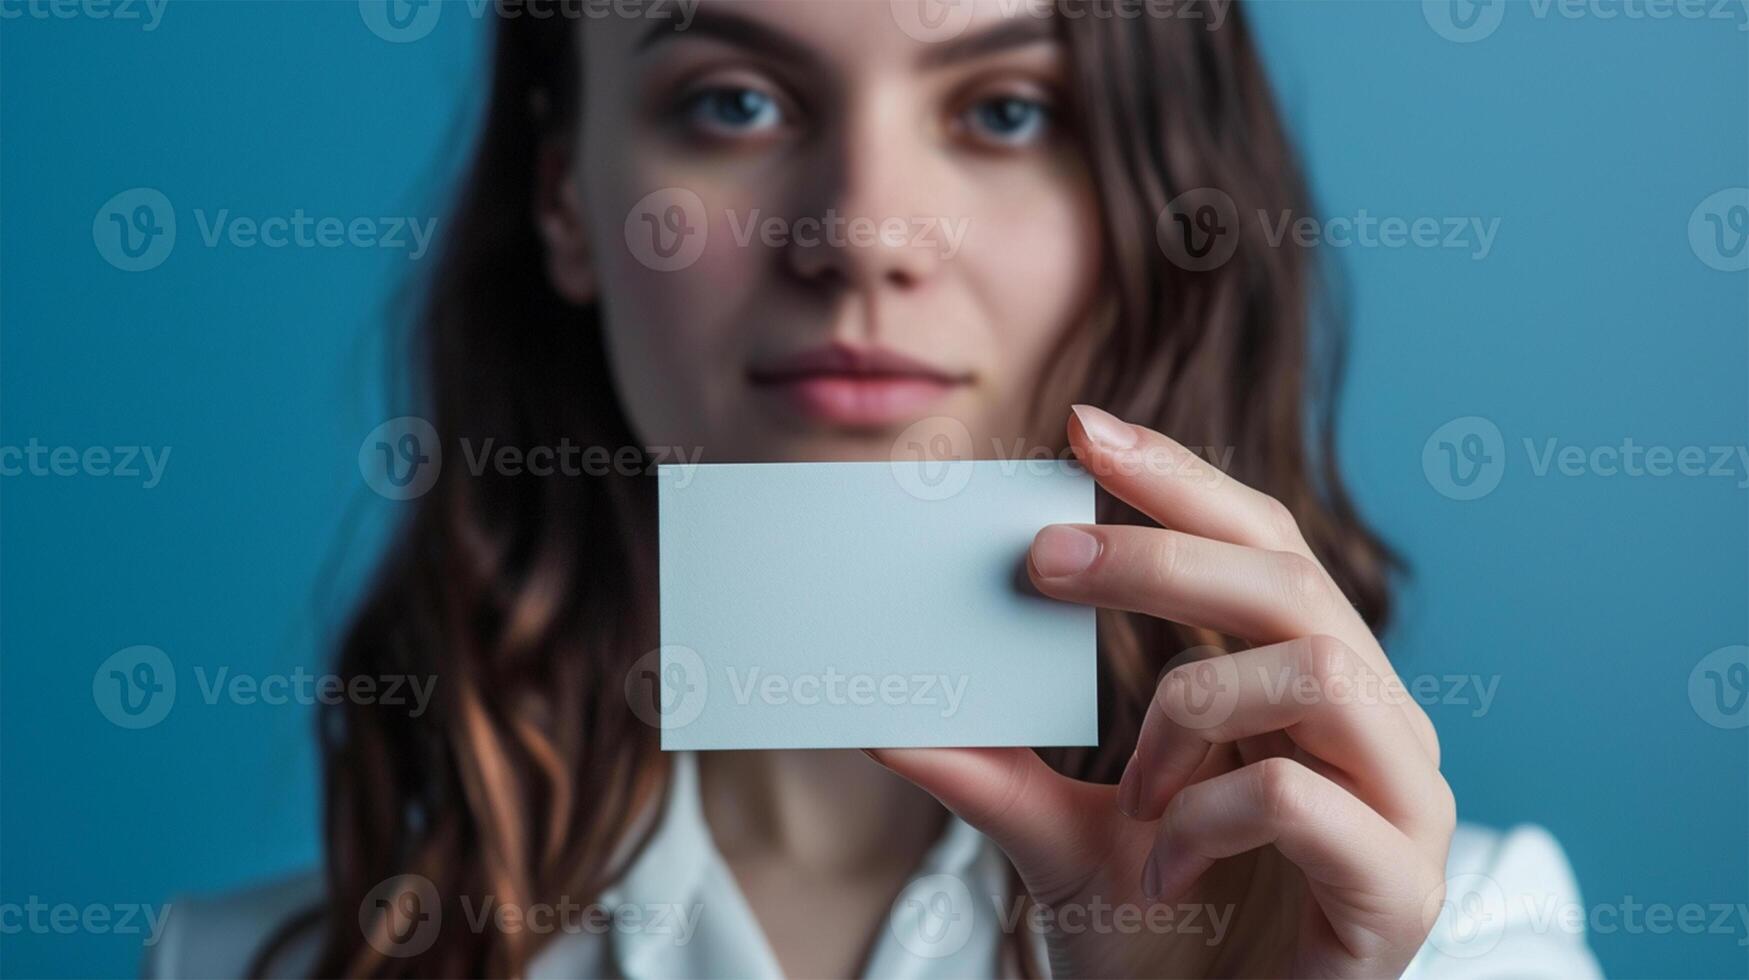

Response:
(571, 752), (1002, 979)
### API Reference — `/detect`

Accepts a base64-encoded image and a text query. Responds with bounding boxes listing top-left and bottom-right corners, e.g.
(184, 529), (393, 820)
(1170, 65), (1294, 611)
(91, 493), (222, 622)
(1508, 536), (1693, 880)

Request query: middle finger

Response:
(1029, 523), (1366, 649)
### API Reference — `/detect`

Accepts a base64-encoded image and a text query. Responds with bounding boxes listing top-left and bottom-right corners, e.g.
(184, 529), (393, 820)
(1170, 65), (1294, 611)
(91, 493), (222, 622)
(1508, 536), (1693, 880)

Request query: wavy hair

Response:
(256, 1), (1396, 974)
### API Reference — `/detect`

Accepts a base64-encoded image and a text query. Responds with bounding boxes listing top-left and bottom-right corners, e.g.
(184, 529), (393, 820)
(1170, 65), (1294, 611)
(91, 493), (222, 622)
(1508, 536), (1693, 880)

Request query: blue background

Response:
(2, 1), (1744, 976)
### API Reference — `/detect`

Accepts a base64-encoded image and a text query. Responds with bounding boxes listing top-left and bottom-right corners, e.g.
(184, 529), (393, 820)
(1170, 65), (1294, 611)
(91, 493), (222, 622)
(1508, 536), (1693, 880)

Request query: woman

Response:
(151, 1), (1600, 976)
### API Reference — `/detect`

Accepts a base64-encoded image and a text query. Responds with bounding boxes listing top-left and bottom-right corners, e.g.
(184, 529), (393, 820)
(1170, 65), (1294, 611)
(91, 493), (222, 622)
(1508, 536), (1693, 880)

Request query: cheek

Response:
(961, 169), (1105, 388)
(584, 160), (776, 445)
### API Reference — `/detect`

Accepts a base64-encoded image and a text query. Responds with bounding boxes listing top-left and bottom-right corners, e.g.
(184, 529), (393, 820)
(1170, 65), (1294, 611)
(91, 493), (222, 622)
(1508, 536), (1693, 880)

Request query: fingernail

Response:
(1116, 754), (1141, 817)
(1031, 526), (1101, 579)
(1071, 404), (1139, 450)
(1142, 851), (1163, 900)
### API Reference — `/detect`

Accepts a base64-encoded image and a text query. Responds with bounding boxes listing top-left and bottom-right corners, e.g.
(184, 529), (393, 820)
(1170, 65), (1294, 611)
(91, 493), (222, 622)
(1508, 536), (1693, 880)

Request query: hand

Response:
(869, 405), (1455, 978)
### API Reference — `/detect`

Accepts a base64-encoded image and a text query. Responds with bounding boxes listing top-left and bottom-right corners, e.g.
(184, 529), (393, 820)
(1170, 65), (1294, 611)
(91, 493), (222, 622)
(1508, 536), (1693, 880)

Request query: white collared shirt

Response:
(149, 752), (1601, 978)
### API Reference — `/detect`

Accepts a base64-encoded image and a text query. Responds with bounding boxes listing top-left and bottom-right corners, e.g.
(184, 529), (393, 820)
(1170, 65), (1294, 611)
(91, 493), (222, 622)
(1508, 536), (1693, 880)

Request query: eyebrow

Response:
(636, 8), (1060, 70)
(637, 8), (820, 69)
(918, 17), (1060, 68)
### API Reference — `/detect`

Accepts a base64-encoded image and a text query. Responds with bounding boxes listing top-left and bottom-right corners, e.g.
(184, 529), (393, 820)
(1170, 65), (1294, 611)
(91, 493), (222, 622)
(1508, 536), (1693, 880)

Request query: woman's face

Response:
(545, 0), (1103, 462)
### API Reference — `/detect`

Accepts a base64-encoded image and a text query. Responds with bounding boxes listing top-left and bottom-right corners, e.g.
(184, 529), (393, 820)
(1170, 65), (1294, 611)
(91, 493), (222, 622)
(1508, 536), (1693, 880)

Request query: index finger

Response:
(1067, 404), (1313, 559)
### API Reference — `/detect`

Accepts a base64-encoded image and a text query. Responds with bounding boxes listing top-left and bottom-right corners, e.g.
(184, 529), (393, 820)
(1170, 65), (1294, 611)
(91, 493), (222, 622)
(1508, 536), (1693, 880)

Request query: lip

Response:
(748, 343), (971, 428)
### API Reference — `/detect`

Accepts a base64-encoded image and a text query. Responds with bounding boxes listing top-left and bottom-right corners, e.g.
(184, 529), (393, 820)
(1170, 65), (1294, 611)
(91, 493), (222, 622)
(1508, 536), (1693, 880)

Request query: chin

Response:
(723, 429), (914, 465)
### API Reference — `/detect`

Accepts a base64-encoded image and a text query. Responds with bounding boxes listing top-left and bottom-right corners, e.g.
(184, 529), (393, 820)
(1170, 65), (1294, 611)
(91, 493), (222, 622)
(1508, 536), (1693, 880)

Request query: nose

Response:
(785, 109), (947, 293)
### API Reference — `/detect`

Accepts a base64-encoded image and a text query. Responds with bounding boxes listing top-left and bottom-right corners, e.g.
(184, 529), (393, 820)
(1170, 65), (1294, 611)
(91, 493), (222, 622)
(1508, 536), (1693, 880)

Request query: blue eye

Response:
(966, 96), (1049, 145)
(684, 86), (783, 135)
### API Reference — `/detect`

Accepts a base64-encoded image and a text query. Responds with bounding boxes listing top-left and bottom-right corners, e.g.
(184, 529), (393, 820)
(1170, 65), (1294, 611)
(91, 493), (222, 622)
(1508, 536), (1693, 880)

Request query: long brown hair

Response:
(265, 1), (1396, 974)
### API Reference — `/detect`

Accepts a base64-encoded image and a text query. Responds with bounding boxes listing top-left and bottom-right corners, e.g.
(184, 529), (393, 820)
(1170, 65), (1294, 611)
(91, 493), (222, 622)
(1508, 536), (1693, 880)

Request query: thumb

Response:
(865, 746), (1105, 890)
